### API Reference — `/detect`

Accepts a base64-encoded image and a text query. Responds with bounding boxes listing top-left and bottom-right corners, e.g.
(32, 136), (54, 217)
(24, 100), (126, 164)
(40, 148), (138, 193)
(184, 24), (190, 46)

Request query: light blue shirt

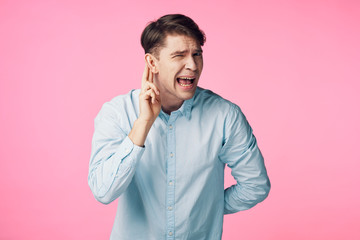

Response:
(88, 87), (270, 240)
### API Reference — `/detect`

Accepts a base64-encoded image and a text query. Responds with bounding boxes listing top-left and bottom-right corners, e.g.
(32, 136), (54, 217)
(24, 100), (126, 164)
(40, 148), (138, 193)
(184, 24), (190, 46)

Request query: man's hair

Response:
(141, 14), (206, 57)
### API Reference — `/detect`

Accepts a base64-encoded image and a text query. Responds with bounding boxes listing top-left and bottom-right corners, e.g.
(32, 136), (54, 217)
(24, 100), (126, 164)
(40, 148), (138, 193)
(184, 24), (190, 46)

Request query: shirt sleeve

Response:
(219, 103), (270, 214)
(88, 101), (145, 204)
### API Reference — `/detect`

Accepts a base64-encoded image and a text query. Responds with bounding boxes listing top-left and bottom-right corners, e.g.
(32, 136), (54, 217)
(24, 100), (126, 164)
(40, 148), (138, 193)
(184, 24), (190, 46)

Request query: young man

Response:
(88, 14), (270, 240)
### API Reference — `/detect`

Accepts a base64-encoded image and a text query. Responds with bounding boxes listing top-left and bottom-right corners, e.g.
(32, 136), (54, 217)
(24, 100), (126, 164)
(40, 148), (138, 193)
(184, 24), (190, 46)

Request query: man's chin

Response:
(179, 89), (196, 100)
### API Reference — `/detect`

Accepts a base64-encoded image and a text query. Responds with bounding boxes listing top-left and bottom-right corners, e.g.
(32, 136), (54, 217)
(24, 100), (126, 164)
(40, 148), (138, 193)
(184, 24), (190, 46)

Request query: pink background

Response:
(1, 0), (359, 239)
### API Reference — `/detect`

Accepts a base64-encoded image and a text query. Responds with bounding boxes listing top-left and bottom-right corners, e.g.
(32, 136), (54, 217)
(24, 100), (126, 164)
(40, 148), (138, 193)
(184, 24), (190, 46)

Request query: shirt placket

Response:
(166, 113), (178, 240)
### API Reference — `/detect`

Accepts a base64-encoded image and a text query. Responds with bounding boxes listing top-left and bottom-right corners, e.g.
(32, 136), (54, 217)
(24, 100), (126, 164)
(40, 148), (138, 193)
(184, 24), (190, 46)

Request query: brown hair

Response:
(141, 14), (206, 57)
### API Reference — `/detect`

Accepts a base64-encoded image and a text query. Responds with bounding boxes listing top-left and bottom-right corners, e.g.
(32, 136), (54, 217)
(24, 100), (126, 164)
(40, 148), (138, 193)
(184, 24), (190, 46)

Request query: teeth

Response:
(177, 77), (194, 87)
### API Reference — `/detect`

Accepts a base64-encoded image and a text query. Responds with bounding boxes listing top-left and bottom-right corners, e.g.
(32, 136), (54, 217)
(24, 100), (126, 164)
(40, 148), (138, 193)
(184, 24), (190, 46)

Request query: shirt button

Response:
(169, 125), (173, 130)
(168, 231), (173, 236)
(125, 148), (130, 153)
(168, 206), (173, 211)
(170, 153), (173, 157)
(169, 181), (173, 186)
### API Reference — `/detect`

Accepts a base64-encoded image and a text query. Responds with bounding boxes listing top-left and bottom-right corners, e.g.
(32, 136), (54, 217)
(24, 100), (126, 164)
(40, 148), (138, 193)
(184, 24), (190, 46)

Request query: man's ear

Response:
(145, 53), (159, 74)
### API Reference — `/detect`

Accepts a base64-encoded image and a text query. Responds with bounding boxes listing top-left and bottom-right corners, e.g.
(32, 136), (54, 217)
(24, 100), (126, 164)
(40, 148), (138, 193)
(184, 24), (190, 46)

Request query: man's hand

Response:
(139, 64), (161, 123)
(128, 64), (161, 147)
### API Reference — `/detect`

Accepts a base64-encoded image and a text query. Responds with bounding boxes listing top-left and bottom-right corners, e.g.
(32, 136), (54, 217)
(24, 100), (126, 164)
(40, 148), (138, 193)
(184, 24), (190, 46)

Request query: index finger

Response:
(141, 64), (149, 89)
(148, 66), (153, 83)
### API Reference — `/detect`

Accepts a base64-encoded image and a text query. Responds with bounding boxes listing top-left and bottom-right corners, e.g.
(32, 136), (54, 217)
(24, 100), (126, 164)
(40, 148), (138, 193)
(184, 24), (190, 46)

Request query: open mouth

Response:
(176, 77), (195, 87)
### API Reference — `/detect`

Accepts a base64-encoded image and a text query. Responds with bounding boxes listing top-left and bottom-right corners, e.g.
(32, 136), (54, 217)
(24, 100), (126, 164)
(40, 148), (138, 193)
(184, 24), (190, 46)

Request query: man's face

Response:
(153, 34), (203, 107)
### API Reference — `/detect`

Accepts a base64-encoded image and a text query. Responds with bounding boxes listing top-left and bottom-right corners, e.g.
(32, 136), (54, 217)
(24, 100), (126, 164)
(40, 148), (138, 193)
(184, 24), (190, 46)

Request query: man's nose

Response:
(185, 56), (197, 71)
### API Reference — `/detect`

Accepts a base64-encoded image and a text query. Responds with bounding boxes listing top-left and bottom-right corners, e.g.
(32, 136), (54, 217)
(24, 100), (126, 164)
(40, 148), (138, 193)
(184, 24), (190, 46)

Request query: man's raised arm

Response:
(129, 64), (161, 146)
(88, 64), (160, 204)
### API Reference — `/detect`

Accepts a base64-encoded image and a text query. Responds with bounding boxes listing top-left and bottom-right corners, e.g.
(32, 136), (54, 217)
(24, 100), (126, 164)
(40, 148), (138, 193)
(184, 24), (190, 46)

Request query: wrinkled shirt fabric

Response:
(88, 87), (270, 240)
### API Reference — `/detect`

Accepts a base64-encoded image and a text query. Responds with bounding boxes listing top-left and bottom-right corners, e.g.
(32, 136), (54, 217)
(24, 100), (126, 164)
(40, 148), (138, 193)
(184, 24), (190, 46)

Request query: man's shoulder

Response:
(194, 88), (247, 129)
(195, 87), (239, 111)
(108, 89), (140, 106)
(98, 89), (140, 117)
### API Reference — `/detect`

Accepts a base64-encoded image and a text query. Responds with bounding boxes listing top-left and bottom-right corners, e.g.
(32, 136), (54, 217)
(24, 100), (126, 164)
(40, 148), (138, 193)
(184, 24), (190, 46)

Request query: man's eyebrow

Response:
(170, 49), (203, 55)
(170, 50), (188, 56)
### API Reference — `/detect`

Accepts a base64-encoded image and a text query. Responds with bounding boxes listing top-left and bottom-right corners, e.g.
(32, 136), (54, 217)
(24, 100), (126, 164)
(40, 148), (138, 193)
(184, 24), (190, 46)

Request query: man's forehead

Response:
(161, 34), (201, 52)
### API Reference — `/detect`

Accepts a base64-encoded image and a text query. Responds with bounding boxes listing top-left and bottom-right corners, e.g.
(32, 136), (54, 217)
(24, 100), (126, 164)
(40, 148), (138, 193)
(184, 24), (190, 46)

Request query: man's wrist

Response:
(128, 118), (154, 147)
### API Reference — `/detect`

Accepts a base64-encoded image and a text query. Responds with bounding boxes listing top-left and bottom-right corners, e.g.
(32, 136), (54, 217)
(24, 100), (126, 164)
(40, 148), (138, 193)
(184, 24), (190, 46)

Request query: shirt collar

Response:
(177, 87), (199, 120)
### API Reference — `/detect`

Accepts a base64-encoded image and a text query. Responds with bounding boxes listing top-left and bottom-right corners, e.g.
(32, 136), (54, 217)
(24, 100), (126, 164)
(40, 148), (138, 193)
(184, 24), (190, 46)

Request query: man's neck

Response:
(160, 95), (184, 115)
